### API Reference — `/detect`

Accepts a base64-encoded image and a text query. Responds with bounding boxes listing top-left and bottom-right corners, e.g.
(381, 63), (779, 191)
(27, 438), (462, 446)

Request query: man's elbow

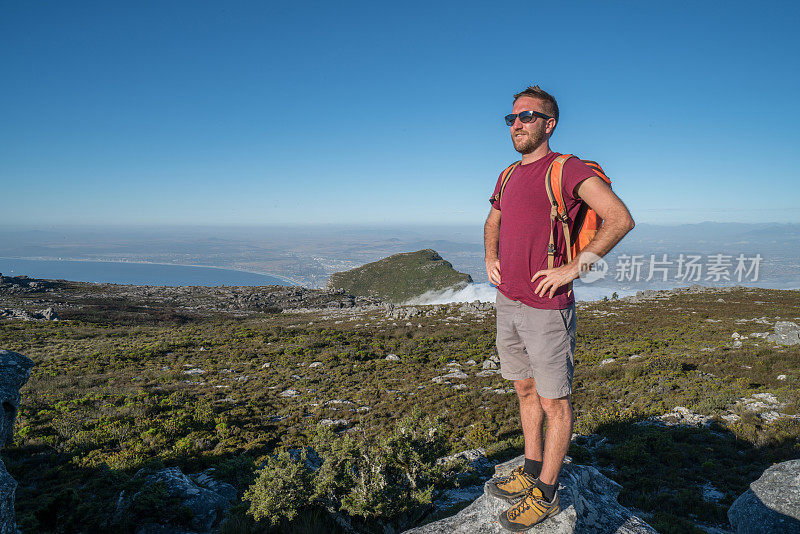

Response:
(625, 214), (635, 233)
(612, 202), (635, 233)
(606, 210), (634, 235)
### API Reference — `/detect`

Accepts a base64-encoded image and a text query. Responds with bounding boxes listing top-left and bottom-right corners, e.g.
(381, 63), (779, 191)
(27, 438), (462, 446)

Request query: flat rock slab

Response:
(403, 456), (656, 534)
(728, 459), (800, 533)
(0, 459), (17, 534)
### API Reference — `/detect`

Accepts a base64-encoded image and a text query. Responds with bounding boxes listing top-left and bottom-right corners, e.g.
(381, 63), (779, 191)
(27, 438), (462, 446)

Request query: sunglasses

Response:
(505, 110), (552, 126)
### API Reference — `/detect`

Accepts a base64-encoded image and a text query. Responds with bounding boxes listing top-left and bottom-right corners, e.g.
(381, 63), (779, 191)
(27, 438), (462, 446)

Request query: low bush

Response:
(244, 408), (449, 529)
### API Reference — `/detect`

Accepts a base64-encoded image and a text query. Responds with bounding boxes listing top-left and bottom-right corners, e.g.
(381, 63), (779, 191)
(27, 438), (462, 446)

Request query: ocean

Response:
(0, 258), (290, 287)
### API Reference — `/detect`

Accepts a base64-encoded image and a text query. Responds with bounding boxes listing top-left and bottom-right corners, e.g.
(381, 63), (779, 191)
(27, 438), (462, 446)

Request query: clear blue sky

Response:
(2, 1), (799, 226)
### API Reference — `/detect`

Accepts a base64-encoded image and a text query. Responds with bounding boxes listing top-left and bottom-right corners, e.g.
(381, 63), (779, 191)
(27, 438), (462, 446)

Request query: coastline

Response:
(0, 256), (301, 287)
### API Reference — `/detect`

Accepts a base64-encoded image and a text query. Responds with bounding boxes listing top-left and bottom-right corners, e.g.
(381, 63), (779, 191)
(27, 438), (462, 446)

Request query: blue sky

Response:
(2, 1), (799, 226)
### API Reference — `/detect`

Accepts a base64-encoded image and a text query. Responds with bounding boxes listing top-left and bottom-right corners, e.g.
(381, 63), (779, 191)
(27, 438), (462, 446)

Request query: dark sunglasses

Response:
(505, 110), (552, 126)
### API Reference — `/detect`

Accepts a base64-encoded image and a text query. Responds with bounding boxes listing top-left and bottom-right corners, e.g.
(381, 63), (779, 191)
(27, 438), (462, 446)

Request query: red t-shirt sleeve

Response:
(489, 171), (504, 210)
(562, 157), (600, 205)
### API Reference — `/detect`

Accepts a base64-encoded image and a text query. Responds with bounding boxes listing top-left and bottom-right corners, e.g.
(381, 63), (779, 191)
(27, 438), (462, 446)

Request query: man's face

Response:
(509, 96), (553, 155)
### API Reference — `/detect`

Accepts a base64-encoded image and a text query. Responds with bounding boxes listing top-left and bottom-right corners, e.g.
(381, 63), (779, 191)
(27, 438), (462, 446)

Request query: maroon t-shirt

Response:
(489, 152), (597, 310)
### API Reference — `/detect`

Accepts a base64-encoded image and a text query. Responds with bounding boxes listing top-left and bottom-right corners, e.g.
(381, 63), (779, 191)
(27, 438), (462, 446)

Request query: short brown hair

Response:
(513, 85), (559, 126)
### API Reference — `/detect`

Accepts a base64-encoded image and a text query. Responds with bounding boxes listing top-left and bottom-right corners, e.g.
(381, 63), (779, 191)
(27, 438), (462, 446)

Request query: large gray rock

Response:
(115, 467), (236, 534)
(0, 350), (34, 534)
(0, 350), (34, 447)
(36, 307), (59, 321)
(767, 321), (800, 346)
(404, 456), (656, 533)
(728, 459), (800, 533)
(0, 459), (16, 534)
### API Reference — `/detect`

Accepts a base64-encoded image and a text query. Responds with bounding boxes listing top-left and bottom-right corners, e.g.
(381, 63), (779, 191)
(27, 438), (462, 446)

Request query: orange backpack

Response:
(491, 154), (611, 270)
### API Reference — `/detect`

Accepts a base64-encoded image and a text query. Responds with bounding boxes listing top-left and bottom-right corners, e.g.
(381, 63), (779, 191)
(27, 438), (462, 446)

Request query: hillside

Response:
(0, 276), (799, 533)
(325, 249), (473, 303)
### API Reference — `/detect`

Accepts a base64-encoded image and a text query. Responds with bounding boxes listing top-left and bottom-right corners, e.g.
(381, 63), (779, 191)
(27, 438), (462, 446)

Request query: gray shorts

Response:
(495, 290), (576, 399)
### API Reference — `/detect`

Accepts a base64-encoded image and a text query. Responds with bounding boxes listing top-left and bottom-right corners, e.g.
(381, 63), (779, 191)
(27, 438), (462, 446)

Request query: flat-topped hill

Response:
(325, 249), (472, 303)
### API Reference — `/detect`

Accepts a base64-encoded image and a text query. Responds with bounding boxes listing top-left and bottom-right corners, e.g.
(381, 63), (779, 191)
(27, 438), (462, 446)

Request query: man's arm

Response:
(484, 207), (502, 286)
(531, 176), (634, 297)
(570, 176), (635, 260)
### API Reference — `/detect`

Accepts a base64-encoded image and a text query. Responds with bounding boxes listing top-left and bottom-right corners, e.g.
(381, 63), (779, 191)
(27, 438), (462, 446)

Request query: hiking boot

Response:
(498, 486), (560, 532)
(486, 466), (537, 501)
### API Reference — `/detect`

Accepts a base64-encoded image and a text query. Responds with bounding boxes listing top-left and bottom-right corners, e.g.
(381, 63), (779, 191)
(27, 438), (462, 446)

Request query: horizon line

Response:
(2, 220), (800, 231)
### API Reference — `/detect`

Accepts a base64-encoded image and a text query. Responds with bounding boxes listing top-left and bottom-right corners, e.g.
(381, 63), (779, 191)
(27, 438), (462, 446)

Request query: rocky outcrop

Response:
(403, 455), (656, 533)
(114, 466), (236, 534)
(0, 307), (59, 321)
(0, 274), (384, 319)
(767, 321), (800, 346)
(0, 462), (15, 534)
(0, 274), (60, 294)
(386, 300), (495, 320)
(0, 350), (35, 534)
(728, 459), (800, 533)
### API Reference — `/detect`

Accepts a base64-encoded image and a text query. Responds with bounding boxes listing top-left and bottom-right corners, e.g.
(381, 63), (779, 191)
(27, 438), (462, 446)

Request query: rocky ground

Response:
(1, 276), (799, 533)
(0, 272), (384, 321)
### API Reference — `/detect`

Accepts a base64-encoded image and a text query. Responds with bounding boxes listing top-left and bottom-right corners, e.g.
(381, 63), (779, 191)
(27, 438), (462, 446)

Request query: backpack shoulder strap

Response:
(544, 153), (579, 298)
(544, 154), (576, 269)
(581, 160), (611, 185)
(544, 154), (575, 218)
(489, 161), (521, 208)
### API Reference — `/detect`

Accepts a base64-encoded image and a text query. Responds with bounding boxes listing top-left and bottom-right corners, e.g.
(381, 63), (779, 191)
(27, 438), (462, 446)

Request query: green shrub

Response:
(193, 399), (214, 425)
(243, 408), (449, 527)
(312, 408), (446, 520)
(244, 449), (314, 525)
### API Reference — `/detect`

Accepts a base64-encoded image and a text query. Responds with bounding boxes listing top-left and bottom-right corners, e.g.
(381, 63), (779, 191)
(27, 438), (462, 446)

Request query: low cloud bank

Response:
(404, 283), (639, 305)
(572, 286), (639, 302)
(404, 283), (498, 305)
(403, 278), (800, 306)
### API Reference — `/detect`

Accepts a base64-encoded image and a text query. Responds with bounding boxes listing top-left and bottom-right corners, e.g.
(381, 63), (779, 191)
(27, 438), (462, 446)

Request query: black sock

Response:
(535, 478), (556, 502)
(523, 458), (542, 478)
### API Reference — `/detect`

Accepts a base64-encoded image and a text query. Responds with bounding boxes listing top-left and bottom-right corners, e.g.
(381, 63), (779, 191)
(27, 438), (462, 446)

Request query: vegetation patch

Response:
(2, 282), (799, 533)
(326, 249), (472, 303)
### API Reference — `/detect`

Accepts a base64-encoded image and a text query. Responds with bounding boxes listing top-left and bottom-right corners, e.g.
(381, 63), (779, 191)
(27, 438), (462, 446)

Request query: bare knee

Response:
(513, 378), (538, 400)
(539, 396), (572, 421)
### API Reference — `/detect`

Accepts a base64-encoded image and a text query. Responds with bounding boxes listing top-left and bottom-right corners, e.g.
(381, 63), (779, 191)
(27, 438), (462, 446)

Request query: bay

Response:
(0, 258), (290, 287)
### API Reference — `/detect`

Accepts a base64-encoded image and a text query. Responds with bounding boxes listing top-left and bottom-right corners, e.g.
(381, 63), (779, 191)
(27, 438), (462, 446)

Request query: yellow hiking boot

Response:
(486, 466), (537, 501)
(498, 486), (560, 532)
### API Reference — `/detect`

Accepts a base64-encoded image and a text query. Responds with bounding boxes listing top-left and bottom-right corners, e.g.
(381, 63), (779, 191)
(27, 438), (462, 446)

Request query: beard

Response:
(511, 126), (547, 155)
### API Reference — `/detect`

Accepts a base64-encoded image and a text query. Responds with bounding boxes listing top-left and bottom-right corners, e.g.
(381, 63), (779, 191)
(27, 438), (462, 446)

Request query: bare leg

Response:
(537, 395), (573, 485)
(513, 378), (544, 463)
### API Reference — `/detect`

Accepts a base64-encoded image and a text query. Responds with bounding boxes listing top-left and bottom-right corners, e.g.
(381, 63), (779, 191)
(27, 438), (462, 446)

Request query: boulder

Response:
(436, 448), (492, 474)
(0, 459), (16, 534)
(728, 459), (800, 533)
(287, 446), (323, 471)
(0, 350), (34, 534)
(403, 455), (656, 533)
(0, 351), (34, 447)
(115, 467), (236, 534)
(35, 307), (59, 321)
(441, 371), (468, 380)
(767, 321), (800, 346)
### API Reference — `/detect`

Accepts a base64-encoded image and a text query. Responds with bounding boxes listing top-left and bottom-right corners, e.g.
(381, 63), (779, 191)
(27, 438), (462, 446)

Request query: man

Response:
(484, 85), (634, 531)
